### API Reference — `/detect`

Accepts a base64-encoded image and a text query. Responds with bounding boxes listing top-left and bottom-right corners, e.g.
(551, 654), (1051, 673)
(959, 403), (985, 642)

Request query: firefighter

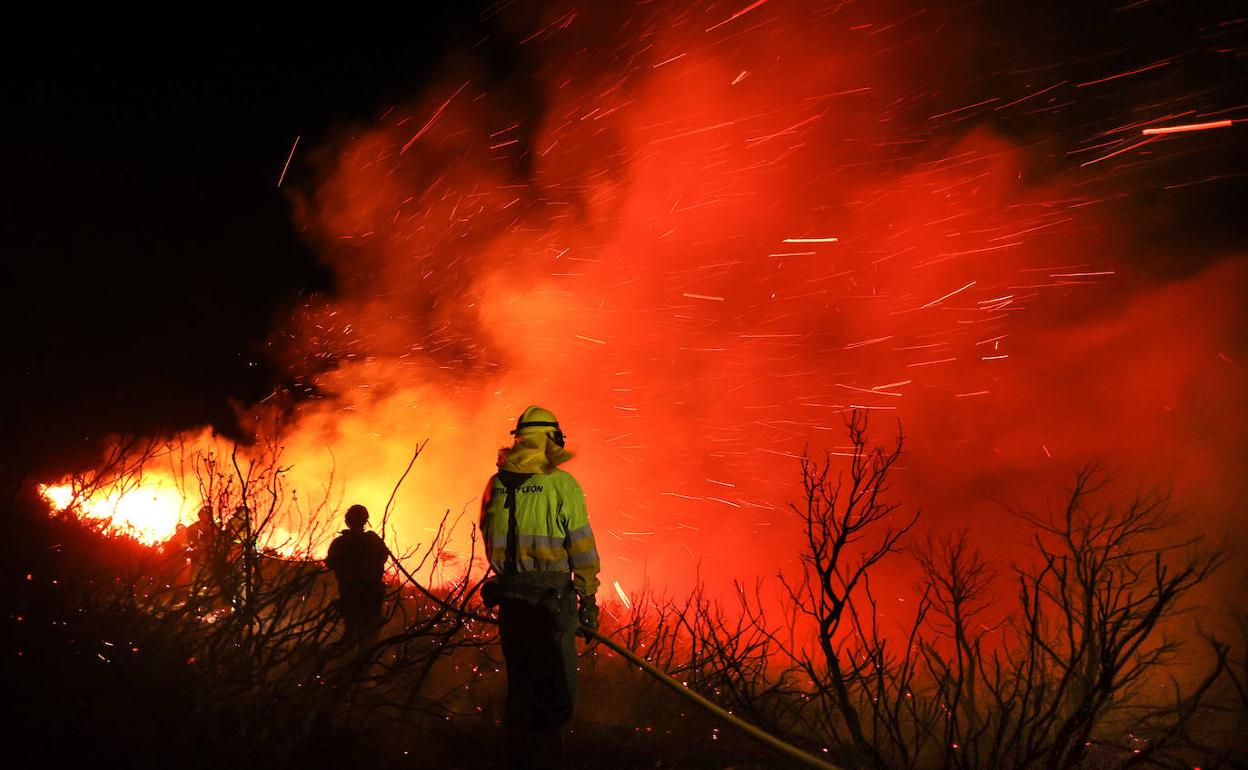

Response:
(479, 405), (601, 770)
(227, 505), (256, 615)
(325, 504), (389, 647)
(182, 505), (234, 609)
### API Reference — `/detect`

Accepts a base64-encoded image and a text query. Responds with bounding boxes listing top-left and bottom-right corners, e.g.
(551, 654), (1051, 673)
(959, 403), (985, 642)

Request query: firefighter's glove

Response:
(578, 593), (599, 631)
(480, 578), (501, 609)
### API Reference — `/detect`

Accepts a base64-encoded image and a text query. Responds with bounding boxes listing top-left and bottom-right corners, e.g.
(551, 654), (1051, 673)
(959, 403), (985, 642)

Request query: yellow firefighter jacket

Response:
(480, 467), (600, 598)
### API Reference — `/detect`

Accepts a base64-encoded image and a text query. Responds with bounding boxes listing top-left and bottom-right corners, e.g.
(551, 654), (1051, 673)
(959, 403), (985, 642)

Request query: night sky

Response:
(2, 10), (530, 473)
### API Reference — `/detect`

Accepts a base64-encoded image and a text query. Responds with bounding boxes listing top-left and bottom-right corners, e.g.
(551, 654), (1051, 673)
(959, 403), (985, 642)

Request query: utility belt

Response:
(500, 569), (573, 592)
(337, 580), (385, 600)
(484, 571), (576, 627)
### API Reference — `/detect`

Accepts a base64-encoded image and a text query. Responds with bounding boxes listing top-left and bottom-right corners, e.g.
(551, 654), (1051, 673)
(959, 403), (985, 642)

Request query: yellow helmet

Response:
(511, 405), (566, 447)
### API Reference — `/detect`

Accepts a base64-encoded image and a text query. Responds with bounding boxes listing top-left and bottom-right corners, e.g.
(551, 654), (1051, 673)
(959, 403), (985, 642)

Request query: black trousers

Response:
(499, 589), (579, 770)
(338, 587), (384, 646)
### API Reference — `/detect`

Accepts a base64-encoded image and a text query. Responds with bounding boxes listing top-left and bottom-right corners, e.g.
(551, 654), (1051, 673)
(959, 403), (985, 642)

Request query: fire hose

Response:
(385, 552), (845, 770)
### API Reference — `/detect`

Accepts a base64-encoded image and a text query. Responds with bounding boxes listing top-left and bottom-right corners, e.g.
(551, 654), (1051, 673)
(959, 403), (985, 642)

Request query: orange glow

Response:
(40, 467), (324, 559)
(34, 431), (369, 558)
(40, 472), (189, 545)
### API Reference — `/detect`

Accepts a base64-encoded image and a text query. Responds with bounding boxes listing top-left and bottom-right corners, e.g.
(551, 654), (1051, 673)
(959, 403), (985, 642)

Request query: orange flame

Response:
(39, 471), (190, 545)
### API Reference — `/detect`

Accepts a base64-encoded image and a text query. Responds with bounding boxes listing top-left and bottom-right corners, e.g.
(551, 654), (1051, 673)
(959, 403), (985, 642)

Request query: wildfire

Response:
(40, 471), (191, 545)
(30, 0), (1246, 606)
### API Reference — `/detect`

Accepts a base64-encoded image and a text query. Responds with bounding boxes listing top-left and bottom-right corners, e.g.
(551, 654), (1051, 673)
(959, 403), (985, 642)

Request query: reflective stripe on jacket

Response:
(481, 467), (600, 597)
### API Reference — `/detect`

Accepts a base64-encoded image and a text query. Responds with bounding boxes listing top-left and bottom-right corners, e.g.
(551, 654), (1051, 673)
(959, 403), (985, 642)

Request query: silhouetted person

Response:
(480, 406), (601, 770)
(325, 504), (388, 647)
(179, 505), (237, 610)
(163, 522), (193, 598)
(227, 505), (258, 616)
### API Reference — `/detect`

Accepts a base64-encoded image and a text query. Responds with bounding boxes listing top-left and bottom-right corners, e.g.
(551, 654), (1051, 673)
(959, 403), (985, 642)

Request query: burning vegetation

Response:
(9, 413), (1245, 769)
